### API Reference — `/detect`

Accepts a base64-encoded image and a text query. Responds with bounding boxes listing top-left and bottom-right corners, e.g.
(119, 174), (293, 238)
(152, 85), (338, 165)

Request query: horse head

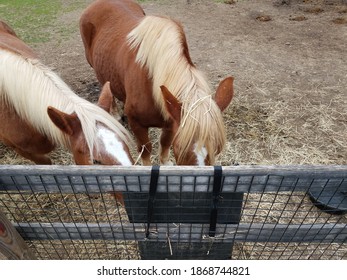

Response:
(161, 77), (234, 166)
(47, 82), (134, 166)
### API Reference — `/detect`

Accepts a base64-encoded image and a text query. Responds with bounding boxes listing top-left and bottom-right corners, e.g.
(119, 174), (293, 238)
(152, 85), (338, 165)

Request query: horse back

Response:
(0, 20), (37, 58)
(80, 0), (147, 103)
(80, 0), (145, 66)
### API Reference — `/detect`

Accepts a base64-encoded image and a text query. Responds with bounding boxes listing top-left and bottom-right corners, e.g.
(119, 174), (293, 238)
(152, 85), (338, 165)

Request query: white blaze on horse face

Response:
(97, 126), (133, 166)
(194, 144), (207, 166)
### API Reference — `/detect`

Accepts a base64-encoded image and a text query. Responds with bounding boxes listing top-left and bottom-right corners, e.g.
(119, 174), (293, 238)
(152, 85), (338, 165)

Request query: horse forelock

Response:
(175, 91), (227, 164)
(127, 16), (226, 163)
(0, 49), (133, 160)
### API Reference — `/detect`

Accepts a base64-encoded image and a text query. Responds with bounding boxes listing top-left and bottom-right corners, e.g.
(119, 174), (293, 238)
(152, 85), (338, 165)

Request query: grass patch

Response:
(0, 0), (92, 44)
(0, 0), (170, 45)
(0, 0), (62, 43)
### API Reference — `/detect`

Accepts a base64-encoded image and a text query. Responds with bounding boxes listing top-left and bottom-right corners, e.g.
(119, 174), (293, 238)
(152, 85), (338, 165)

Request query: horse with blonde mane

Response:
(80, 0), (234, 166)
(0, 20), (134, 166)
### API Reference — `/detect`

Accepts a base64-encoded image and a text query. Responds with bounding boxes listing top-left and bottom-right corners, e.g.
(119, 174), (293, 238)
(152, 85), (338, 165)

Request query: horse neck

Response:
(128, 16), (211, 118)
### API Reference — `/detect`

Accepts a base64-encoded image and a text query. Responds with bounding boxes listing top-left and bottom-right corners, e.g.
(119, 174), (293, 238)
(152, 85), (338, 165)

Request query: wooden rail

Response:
(1, 165), (346, 193)
(14, 222), (347, 243)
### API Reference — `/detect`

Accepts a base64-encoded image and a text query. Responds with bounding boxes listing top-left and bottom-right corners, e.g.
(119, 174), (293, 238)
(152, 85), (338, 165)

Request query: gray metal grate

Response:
(0, 165), (346, 260)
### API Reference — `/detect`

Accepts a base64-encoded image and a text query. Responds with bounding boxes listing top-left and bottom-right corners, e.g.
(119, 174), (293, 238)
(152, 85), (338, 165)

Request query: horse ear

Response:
(214, 76), (234, 112)
(47, 106), (81, 136)
(0, 20), (17, 37)
(160, 85), (182, 123)
(97, 81), (113, 113)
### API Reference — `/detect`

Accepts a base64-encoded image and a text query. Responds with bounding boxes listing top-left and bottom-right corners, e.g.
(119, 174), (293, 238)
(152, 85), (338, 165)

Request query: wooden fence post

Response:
(0, 210), (36, 260)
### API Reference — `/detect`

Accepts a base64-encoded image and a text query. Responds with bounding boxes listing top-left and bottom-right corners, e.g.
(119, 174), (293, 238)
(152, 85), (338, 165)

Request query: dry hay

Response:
(233, 242), (346, 260)
(233, 191), (347, 259)
(0, 191), (140, 259)
(28, 240), (140, 260)
(241, 192), (347, 225)
(220, 85), (347, 166)
(0, 143), (74, 165)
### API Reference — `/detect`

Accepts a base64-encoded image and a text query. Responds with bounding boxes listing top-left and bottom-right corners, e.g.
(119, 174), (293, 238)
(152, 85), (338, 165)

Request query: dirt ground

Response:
(1, 0), (347, 166)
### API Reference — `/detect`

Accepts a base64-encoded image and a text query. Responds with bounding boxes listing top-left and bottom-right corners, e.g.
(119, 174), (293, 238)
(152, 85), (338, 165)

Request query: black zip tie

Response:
(146, 165), (160, 238)
(209, 166), (223, 237)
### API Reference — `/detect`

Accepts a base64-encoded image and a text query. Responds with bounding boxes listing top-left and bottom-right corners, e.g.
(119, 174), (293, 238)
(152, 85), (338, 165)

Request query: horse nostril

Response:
(93, 159), (102, 165)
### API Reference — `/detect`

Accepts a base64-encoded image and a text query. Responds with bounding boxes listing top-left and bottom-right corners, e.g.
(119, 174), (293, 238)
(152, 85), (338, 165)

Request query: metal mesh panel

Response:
(0, 165), (346, 260)
(0, 190), (140, 259)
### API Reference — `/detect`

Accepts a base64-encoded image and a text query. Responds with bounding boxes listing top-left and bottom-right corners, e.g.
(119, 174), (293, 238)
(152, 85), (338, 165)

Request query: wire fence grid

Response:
(0, 165), (346, 260)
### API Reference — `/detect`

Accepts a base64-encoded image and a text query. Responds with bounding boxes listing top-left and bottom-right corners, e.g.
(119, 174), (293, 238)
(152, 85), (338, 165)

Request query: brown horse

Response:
(0, 20), (134, 166)
(80, 0), (234, 166)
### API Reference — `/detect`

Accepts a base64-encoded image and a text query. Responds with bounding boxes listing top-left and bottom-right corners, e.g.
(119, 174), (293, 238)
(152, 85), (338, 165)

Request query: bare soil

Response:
(1, 0), (347, 165)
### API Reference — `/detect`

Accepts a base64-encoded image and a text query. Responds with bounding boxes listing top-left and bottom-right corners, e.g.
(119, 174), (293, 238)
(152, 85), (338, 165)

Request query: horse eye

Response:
(93, 159), (102, 165)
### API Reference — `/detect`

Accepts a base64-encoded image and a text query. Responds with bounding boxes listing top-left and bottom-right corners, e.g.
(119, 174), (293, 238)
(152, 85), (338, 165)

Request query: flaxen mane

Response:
(127, 16), (226, 163)
(0, 49), (133, 159)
